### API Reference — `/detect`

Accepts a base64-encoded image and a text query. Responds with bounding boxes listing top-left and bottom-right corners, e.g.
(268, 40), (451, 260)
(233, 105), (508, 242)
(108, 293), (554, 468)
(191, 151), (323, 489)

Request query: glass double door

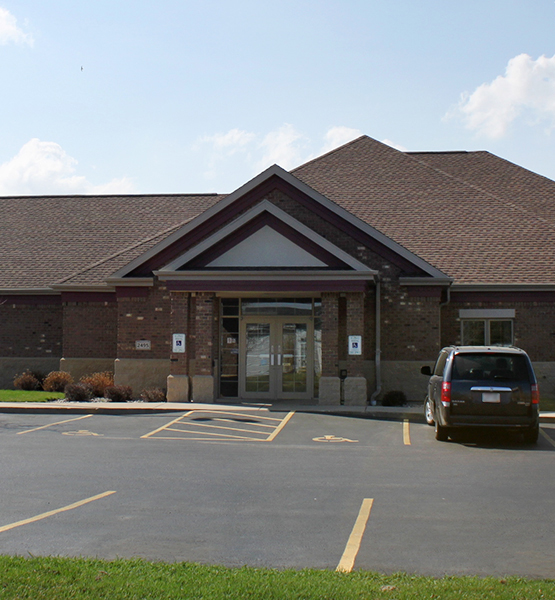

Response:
(240, 317), (313, 400)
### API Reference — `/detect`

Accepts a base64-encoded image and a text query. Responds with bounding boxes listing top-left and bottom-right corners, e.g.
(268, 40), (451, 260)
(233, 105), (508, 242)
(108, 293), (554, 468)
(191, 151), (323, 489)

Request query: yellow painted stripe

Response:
(170, 421), (270, 436)
(17, 414), (92, 435)
(540, 428), (555, 448)
(199, 410), (283, 422)
(140, 412), (193, 438)
(403, 419), (411, 445)
(155, 429), (261, 441)
(0, 491), (116, 534)
(265, 411), (295, 442)
(337, 498), (374, 572)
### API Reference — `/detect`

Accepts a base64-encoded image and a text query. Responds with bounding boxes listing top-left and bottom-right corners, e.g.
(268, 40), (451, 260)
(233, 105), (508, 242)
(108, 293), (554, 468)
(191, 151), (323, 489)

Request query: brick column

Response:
(319, 292), (340, 404)
(345, 292), (367, 405)
(192, 292), (216, 402)
(167, 291), (190, 402)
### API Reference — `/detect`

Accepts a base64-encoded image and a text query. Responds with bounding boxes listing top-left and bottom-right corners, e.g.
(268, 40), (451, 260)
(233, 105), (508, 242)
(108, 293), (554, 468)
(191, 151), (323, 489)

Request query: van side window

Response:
(433, 351), (449, 376)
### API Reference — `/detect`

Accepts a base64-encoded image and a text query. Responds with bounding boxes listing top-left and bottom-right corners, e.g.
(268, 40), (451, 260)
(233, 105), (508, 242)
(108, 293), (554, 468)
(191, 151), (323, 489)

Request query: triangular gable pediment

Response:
(206, 226), (327, 268)
(108, 164), (450, 282)
(159, 200), (372, 273)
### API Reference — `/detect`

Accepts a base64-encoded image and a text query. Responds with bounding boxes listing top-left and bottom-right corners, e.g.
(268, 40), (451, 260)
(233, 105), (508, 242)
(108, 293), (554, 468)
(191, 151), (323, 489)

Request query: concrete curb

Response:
(0, 402), (552, 424)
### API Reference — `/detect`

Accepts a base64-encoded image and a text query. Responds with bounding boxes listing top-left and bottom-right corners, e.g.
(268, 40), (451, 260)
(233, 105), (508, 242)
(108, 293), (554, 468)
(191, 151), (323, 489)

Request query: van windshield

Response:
(451, 353), (530, 381)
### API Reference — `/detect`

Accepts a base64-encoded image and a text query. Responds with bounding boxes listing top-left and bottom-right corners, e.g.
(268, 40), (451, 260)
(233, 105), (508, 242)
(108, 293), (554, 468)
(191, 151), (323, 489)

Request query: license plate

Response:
(482, 392), (501, 403)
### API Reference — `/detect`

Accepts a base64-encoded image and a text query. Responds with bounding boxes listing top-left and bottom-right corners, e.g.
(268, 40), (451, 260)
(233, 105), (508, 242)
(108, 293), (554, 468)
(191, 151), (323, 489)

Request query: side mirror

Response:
(421, 365), (432, 376)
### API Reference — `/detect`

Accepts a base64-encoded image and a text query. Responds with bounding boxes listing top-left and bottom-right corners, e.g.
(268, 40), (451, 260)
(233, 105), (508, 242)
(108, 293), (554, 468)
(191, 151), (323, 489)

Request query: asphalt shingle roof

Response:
(0, 194), (222, 288)
(292, 137), (555, 285)
(2, 136), (554, 289)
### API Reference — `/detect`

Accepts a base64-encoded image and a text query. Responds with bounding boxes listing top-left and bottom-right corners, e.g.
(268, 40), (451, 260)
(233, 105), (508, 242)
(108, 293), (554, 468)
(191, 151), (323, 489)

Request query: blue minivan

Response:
(421, 346), (540, 443)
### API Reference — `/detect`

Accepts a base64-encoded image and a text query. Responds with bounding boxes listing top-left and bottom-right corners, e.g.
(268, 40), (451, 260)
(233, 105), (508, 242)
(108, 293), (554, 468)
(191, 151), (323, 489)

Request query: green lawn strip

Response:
(0, 390), (64, 402)
(0, 556), (553, 600)
(541, 397), (555, 412)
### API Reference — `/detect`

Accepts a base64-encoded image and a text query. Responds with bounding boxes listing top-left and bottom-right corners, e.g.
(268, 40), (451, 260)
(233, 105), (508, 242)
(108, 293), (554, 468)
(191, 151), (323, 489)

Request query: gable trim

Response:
(159, 200), (374, 273)
(108, 165), (449, 282)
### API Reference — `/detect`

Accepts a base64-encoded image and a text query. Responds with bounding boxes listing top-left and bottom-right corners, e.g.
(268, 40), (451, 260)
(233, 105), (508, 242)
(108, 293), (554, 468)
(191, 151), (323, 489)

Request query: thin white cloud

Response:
(381, 138), (408, 152)
(0, 7), (33, 46)
(320, 126), (363, 154)
(449, 53), (555, 138)
(199, 124), (364, 179)
(0, 139), (134, 195)
(199, 128), (256, 154)
(255, 124), (307, 171)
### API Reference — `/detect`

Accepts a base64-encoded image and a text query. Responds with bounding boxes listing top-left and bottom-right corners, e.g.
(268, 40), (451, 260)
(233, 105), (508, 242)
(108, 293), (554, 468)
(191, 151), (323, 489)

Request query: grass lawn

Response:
(0, 556), (553, 600)
(541, 397), (555, 412)
(0, 389), (64, 402)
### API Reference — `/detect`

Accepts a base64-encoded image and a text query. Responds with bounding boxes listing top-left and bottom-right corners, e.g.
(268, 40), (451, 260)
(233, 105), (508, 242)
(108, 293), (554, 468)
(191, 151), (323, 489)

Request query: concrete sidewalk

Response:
(0, 400), (553, 423)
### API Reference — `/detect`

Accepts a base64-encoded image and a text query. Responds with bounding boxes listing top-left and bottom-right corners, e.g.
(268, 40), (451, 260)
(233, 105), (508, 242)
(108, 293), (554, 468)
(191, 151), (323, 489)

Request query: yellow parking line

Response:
(540, 428), (555, 448)
(168, 422), (269, 436)
(141, 412), (193, 438)
(0, 491), (116, 534)
(336, 498), (374, 572)
(197, 410), (284, 422)
(17, 414), (92, 435)
(265, 411), (295, 442)
(403, 419), (411, 445)
(160, 429), (262, 441)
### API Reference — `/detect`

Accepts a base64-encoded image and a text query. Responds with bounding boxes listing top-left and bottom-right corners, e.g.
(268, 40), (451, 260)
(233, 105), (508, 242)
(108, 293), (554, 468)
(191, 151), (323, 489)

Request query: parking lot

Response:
(1, 408), (554, 578)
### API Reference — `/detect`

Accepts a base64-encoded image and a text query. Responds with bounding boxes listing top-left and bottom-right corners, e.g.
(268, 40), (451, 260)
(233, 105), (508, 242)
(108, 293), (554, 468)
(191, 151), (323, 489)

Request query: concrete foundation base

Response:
(114, 358), (170, 394)
(166, 374), (190, 402)
(0, 357), (60, 389)
(192, 375), (215, 402)
(344, 377), (367, 406)
(319, 377), (341, 405)
(60, 358), (115, 382)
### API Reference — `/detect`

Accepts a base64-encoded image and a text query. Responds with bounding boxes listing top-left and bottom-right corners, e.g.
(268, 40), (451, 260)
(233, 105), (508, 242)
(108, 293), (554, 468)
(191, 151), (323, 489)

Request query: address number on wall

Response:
(135, 340), (151, 350)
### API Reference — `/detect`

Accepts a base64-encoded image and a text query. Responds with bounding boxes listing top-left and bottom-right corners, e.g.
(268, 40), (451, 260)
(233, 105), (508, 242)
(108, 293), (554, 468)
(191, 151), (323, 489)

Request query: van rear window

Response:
(451, 353), (529, 381)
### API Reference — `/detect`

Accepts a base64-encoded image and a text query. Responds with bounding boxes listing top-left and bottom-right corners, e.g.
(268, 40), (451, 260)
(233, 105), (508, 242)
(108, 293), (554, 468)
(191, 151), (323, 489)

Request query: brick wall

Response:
(63, 301), (117, 358)
(0, 299), (62, 357)
(442, 300), (555, 362)
(194, 292), (215, 376)
(382, 284), (441, 361)
(117, 281), (171, 359)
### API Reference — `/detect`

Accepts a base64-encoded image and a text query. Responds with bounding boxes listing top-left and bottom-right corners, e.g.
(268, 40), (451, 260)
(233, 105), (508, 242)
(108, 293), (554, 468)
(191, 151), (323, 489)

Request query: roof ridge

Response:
(291, 135), (370, 173)
(53, 219), (192, 285)
(407, 153), (555, 234)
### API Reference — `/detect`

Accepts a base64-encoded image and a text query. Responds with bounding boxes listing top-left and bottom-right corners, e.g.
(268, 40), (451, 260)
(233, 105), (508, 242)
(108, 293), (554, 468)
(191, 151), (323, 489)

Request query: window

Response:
(459, 309), (514, 346)
(461, 319), (513, 346)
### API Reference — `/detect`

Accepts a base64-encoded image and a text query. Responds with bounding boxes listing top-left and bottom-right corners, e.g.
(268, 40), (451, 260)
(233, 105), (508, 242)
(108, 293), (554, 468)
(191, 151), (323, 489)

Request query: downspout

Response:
(370, 278), (381, 406)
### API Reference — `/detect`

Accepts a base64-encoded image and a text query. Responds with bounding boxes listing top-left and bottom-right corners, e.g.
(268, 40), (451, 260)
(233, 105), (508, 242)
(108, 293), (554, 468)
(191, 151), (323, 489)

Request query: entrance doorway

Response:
(240, 317), (313, 401)
(219, 298), (321, 401)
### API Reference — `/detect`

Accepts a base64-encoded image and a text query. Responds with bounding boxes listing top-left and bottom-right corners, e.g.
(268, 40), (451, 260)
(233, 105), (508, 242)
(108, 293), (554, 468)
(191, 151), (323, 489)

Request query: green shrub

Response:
(13, 370), (41, 391)
(104, 385), (133, 402)
(79, 371), (114, 398)
(140, 388), (166, 403)
(43, 371), (74, 392)
(381, 390), (407, 406)
(64, 383), (93, 402)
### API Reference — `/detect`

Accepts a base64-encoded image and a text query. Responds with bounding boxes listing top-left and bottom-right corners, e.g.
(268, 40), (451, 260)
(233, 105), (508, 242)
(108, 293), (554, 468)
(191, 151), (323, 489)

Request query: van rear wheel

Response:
(435, 421), (449, 441)
(523, 425), (539, 444)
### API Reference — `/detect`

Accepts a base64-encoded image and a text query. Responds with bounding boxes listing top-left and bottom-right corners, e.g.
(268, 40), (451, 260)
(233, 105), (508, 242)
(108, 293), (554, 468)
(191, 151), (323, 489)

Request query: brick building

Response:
(2, 135), (555, 403)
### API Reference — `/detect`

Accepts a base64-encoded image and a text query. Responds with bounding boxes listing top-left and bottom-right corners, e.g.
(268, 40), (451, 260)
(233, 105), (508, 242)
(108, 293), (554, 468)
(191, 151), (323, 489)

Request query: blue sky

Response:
(1, 1), (555, 195)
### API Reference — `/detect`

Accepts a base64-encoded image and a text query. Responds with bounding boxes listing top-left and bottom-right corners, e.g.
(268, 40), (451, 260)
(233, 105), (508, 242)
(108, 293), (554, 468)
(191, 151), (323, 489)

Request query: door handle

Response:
(278, 345), (282, 366)
(271, 345), (275, 366)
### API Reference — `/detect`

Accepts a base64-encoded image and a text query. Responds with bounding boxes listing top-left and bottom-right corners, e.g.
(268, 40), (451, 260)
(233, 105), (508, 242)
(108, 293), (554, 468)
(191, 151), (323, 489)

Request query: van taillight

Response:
(531, 383), (540, 404)
(441, 382), (451, 407)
